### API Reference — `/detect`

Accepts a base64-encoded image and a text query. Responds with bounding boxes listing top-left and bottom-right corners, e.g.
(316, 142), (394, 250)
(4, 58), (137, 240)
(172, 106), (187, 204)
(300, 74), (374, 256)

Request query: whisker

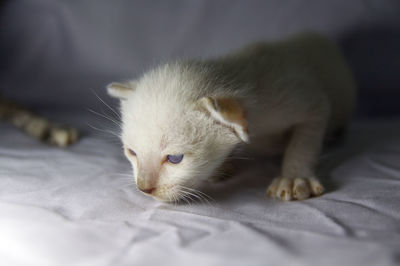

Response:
(114, 179), (135, 184)
(178, 192), (192, 206)
(185, 191), (203, 204)
(87, 123), (121, 139)
(179, 185), (215, 203)
(114, 179), (133, 183)
(117, 183), (136, 189)
(87, 108), (121, 128)
(229, 157), (254, 161)
(171, 194), (177, 206)
(177, 185), (214, 206)
(112, 173), (133, 177)
(90, 88), (121, 119)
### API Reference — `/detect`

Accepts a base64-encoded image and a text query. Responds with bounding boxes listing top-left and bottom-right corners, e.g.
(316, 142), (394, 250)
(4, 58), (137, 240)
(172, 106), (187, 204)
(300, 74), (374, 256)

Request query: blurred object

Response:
(0, 95), (78, 147)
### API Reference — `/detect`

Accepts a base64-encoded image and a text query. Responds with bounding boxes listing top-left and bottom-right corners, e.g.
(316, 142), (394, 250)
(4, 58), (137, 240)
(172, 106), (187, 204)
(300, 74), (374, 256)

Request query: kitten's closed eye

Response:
(167, 154), (184, 164)
(128, 148), (136, 156)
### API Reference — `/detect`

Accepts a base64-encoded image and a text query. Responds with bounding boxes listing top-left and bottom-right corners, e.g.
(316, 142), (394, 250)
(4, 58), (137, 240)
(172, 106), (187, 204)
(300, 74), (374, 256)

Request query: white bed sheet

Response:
(0, 114), (400, 266)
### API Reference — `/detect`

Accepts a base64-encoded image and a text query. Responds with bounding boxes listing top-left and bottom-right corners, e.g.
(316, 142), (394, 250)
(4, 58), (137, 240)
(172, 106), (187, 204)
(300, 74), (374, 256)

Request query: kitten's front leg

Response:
(267, 118), (326, 201)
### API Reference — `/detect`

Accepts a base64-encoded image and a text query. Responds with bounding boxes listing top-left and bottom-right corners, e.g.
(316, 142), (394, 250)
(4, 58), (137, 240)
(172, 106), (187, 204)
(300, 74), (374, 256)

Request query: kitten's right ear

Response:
(197, 96), (249, 143)
(106, 82), (136, 100)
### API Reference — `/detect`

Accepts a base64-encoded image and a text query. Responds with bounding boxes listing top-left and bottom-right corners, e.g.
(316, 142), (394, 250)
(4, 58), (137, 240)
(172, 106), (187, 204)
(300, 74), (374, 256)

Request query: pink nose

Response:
(139, 187), (156, 194)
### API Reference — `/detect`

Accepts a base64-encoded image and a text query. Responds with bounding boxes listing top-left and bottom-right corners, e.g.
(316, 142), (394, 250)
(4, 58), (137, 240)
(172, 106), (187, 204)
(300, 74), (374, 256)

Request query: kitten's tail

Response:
(0, 95), (78, 147)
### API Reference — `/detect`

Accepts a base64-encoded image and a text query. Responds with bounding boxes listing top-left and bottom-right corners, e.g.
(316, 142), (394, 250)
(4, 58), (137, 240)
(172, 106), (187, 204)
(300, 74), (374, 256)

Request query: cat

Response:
(107, 32), (356, 202)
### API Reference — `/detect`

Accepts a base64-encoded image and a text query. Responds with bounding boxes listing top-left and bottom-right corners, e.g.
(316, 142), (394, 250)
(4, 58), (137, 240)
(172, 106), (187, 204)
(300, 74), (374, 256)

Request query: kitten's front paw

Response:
(266, 177), (324, 201)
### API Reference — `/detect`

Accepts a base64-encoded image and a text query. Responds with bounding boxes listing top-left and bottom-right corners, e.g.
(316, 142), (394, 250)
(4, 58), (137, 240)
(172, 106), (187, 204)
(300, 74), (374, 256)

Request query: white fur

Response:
(108, 32), (356, 202)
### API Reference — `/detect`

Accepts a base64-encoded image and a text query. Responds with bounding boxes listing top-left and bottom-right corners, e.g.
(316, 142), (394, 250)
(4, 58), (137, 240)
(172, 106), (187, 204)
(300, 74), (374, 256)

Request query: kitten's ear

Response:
(107, 82), (136, 100)
(198, 97), (249, 143)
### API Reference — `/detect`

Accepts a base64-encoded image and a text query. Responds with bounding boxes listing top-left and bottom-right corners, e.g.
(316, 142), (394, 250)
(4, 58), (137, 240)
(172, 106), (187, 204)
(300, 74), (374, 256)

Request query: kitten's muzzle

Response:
(136, 177), (157, 195)
(139, 187), (156, 195)
(136, 169), (159, 195)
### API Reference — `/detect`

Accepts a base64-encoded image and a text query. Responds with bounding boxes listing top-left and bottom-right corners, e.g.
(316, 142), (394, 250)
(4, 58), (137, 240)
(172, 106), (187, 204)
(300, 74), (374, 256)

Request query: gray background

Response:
(1, 0), (399, 116)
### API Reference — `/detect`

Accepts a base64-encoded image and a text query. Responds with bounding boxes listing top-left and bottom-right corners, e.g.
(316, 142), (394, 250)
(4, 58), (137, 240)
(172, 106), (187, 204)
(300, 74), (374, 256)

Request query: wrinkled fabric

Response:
(1, 1), (400, 265)
(0, 115), (399, 266)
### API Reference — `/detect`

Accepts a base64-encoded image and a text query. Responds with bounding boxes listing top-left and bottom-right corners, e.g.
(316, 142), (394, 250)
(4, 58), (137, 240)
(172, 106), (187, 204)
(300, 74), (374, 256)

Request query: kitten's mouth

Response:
(158, 184), (210, 204)
(139, 184), (178, 202)
(138, 183), (206, 204)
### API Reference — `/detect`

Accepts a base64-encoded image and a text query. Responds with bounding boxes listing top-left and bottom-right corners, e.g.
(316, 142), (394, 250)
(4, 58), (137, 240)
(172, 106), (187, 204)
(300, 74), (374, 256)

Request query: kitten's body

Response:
(108, 33), (356, 202)
(196, 33), (355, 153)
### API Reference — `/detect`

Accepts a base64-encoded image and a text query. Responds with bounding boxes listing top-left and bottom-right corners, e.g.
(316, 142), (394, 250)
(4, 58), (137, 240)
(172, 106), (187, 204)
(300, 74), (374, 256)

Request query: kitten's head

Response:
(107, 64), (249, 202)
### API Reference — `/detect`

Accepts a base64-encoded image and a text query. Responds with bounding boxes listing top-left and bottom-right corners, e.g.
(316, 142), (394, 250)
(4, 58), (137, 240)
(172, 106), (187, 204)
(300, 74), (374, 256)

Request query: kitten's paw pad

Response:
(308, 177), (324, 196)
(267, 177), (324, 201)
(293, 178), (311, 200)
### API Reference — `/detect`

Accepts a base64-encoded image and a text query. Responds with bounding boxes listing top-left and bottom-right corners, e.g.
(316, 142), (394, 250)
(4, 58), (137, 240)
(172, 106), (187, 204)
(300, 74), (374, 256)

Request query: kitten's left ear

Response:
(198, 97), (249, 143)
(107, 82), (136, 100)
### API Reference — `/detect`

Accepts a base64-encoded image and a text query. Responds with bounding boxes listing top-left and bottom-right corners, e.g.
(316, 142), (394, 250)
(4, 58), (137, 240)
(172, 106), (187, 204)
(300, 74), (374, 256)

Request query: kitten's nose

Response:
(139, 187), (156, 194)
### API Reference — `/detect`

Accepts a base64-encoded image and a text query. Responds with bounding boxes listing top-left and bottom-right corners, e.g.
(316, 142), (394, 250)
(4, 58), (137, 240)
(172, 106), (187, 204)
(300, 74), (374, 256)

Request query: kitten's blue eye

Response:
(167, 154), (184, 164)
(128, 149), (136, 156)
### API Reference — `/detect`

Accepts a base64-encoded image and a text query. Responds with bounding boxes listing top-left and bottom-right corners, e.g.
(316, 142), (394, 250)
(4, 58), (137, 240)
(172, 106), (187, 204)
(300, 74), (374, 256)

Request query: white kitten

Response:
(107, 33), (356, 202)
